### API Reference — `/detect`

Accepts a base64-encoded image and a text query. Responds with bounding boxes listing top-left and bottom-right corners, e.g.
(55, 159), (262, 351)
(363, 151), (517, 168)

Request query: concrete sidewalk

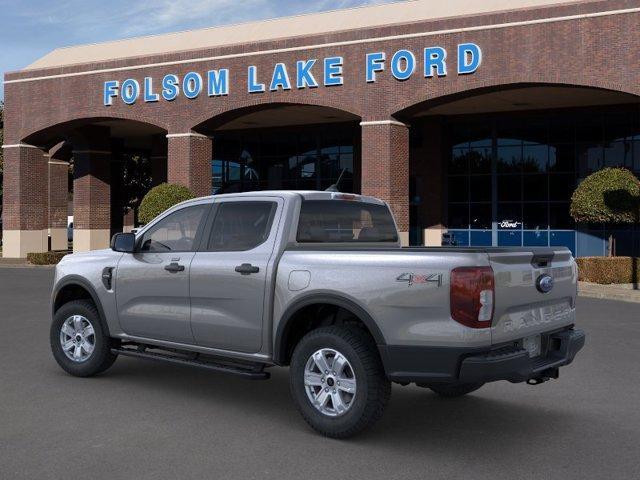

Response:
(579, 281), (640, 303)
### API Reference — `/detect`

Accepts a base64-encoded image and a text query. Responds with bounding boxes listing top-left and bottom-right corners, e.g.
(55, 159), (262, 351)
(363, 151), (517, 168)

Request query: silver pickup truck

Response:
(50, 190), (584, 438)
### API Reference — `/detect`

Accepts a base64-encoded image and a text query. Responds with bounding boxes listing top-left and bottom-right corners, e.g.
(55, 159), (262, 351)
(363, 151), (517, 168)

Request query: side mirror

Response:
(111, 232), (136, 253)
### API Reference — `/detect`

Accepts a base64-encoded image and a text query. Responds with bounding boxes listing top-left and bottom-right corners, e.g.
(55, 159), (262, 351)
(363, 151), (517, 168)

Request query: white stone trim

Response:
(4, 7), (639, 85)
(1, 143), (42, 149)
(166, 133), (212, 139)
(360, 120), (408, 127)
(48, 160), (69, 165)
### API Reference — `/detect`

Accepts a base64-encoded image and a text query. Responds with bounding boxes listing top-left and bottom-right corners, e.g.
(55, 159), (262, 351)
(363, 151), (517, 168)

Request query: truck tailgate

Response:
(488, 247), (577, 345)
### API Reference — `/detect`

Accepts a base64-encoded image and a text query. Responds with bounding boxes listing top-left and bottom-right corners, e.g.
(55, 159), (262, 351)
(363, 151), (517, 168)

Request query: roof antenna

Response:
(325, 168), (347, 192)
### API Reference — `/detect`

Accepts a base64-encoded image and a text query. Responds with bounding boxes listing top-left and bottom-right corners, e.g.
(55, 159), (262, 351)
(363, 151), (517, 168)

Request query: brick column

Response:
(71, 127), (112, 252)
(150, 134), (168, 187)
(48, 143), (70, 251)
(166, 133), (212, 197)
(360, 120), (410, 245)
(410, 120), (445, 246)
(1, 144), (49, 258)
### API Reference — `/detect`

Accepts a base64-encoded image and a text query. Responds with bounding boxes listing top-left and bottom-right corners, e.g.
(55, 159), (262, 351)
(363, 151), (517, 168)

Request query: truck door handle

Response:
(164, 262), (185, 273)
(235, 263), (260, 275)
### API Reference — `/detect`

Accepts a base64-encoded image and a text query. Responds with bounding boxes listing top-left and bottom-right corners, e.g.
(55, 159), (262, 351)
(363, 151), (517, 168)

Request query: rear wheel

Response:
(289, 326), (391, 438)
(50, 300), (118, 377)
(428, 382), (484, 398)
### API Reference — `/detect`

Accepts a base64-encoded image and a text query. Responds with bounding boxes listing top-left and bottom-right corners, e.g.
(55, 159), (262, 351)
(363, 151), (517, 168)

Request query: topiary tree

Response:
(570, 167), (640, 256)
(138, 183), (195, 225)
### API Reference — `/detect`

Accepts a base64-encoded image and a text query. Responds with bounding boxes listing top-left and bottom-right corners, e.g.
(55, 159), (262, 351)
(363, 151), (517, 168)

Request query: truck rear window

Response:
(297, 200), (398, 243)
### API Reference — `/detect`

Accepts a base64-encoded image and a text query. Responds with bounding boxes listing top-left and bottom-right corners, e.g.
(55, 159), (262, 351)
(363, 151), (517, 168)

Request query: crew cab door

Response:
(189, 197), (282, 353)
(115, 203), (210, 343)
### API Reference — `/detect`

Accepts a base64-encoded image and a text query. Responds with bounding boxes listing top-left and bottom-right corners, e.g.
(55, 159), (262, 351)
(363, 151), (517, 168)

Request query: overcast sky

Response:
(0, 0), (402, 100)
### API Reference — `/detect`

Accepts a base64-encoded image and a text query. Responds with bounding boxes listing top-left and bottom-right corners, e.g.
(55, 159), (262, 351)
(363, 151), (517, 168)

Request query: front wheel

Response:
(289, 326), (391, 438)
(50, 300), (118, 377)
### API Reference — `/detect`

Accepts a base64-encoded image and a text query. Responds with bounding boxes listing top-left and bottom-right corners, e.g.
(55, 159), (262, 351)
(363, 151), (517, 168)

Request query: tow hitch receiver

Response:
(526, 367), (559, 385)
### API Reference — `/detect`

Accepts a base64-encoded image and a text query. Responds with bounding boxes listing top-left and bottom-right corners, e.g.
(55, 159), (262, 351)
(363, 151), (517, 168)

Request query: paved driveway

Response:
(1, 267), (639, 479)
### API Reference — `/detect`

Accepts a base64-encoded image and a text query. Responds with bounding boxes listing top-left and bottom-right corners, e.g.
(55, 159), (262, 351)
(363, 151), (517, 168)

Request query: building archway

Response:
(192, 103), (361, 195)
(396, 84), (640, 255)
(3, 117), (167, 256)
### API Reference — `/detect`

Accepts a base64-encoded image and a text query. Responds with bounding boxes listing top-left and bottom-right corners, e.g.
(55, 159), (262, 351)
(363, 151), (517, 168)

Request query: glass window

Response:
(498, 175), (521, 202)
(448, 176), (469, 202)
(498, 230), (522, 246)
(524, 230), (549, 246)
(549, 174), (575, 201)
(207, 201), (277, 251)
(470, 230), (492, 246)
(497, 145), (522, 173)
(550, 231), (576, 256)
(522, 144), (548, 173)
(604, 140), (633, 168)
(139, 205), (208, 253)
(634, 141), (640, 171)
(297, 200), (398, 243)
(523, 202), (548, 229)
(448, 204), (469, 228)
(549, 203), (572, 229)
(523, 174), (548, 202)
(497, 203), (522, 230)
(549, 144), (575, 173)
(470, 203), (492, 229)
(469, 175), (491, 202)
(469, 146), (491, 174)
(450, 148), (469, 174)
(447, 230), (469, 246)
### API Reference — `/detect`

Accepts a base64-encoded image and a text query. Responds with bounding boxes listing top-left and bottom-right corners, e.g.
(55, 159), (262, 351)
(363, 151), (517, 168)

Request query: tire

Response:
(289, 325), (391, 438)
(428, 382), (484, 398)
(50, 299), (118, 377)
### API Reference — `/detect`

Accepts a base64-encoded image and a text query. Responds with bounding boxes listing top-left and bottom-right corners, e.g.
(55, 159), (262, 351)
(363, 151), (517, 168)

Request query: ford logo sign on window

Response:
(536, 274), (554, 293)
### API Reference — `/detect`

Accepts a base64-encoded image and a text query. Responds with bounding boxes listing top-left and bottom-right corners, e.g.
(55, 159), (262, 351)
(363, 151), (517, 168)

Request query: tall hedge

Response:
(570, 168), (640, 224)
(138, 183), (195, 225)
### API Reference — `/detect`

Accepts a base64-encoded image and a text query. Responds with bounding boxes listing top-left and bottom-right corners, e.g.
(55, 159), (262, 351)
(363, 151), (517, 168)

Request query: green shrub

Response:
(27, 251), (67, 265)
(570, 168), (640, 224)
(138, 183), (195, 225)
(576, 256), (640, 284)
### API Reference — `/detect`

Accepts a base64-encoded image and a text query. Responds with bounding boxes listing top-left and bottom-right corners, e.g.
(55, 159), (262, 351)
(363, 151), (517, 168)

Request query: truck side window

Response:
(207, 201), (277, 251)
(139, 205), (208, 252)
(297, 200), (398, 243)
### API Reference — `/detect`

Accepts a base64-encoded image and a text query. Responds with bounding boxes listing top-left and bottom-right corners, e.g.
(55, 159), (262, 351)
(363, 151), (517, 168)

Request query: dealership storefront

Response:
(3, 0), (640, 257)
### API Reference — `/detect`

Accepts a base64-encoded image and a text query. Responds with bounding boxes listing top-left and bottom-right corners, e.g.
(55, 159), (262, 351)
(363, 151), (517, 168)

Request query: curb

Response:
(578, 283), (640, 304)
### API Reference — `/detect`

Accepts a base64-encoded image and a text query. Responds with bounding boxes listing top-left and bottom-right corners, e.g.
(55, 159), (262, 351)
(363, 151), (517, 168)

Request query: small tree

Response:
(138, 183), (195, 225)
(570, 168), (640, 256)
(121, 154), (152, 224)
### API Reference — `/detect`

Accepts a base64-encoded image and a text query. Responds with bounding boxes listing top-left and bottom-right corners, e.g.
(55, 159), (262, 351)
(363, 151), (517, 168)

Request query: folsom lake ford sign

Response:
(103, 43), (482, 106)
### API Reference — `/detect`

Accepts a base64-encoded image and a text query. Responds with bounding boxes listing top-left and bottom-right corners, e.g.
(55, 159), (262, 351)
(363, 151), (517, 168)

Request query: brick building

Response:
(3, 0), (640, 257)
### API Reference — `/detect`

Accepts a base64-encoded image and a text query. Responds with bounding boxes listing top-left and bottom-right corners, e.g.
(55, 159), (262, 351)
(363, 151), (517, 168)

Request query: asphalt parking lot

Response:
(1, 267), (639, 480)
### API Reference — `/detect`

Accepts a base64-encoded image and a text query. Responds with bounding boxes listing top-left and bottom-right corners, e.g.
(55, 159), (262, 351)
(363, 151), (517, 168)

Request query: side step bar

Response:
(111, 346), (270, 380)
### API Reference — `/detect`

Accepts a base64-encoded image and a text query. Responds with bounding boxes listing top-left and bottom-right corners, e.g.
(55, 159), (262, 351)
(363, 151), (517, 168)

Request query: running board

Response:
(111, 346), (270, 380)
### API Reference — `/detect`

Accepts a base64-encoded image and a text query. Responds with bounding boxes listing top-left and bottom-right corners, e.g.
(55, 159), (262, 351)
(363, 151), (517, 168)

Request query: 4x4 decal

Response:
(396, 272), (443, 287)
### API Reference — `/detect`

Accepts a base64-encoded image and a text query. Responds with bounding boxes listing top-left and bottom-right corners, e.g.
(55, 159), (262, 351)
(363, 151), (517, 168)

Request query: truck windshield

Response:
(297, 200), (398, 243)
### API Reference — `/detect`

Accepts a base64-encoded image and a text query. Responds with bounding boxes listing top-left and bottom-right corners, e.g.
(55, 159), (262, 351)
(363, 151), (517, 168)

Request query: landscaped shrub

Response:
(138, 183), (195, 225)
(576, 256), (640, 284)
(570, 168), (640, 256)
(27, 251), (67, 265)
(570, 168), (640, 224)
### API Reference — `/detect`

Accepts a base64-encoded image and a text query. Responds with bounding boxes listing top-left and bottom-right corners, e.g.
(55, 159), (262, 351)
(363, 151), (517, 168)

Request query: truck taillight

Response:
(450, 267), (495, 329)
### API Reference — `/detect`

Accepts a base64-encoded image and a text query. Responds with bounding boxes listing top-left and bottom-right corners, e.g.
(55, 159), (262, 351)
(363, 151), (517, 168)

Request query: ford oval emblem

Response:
(536, 274), (554, 293)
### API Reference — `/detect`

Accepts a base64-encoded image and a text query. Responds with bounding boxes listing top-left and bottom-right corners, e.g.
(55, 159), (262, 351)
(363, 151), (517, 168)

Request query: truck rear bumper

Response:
(379, 327), (585, 384)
